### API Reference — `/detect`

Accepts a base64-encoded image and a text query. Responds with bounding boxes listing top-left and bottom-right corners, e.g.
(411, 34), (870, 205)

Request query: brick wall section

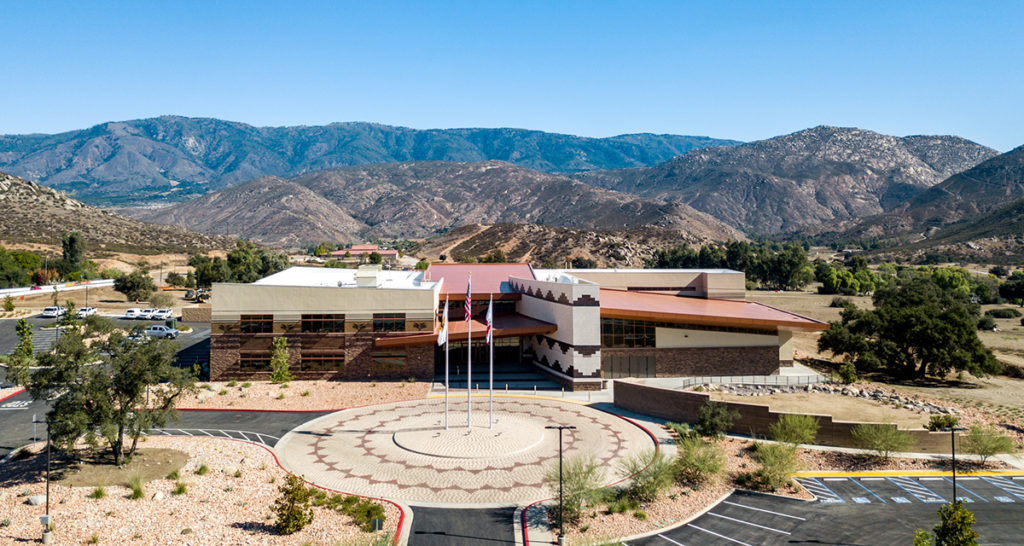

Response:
(210, 333), (433, 381)
(602, 346), (779, 377)
(614, 379), (962, 453)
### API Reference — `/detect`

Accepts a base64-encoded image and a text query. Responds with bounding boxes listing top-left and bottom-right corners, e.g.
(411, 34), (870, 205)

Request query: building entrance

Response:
(435, 337), (523, 376)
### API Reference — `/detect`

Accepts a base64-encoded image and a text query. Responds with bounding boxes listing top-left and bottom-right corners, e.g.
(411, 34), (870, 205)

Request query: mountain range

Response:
(0, 172), (232, 254)
(128, 161), (744, 246)
(0, 116), (738, 205)
(575, 126), (999, 234)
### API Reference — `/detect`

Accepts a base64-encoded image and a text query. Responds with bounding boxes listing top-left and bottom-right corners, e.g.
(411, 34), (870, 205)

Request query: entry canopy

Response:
(375, 313), (557, 347)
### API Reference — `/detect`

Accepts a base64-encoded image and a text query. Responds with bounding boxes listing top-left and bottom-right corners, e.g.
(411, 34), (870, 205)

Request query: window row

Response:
(237, 313), (408, 333)
(600, 318), (775, 348)
(238, 351), (347, 371)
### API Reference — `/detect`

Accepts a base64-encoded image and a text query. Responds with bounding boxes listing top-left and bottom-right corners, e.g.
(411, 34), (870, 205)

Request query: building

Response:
(209, 264), (827, 389)
(329, 244), (400, 260)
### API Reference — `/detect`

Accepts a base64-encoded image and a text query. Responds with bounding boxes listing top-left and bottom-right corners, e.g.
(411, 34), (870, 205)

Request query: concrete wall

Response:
(656, 327), (778, 349)
(778, 330), (795, 364)
(614, 379), (962, 453)
(567, 270), (746, 300)
(211, 282), (438, 324)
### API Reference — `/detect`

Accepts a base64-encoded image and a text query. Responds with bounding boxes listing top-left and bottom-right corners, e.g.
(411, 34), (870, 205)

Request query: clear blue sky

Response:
(3, 1), (1022, 150)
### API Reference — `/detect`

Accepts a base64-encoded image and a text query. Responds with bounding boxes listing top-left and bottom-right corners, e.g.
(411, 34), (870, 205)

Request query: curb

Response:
(792, 469), (1024, 478)
(614, 489), (735, 543)
(0, 388), (26, 404)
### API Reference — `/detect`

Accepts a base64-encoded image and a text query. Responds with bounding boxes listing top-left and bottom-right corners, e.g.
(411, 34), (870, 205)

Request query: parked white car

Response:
(144, 325), (179, 339)
(77, 306), (98, 318)
(42, 306), (66, 318)
(138, 308), (157, 320)
(125, 308), (142, 319)
(152, 308), (174, 320)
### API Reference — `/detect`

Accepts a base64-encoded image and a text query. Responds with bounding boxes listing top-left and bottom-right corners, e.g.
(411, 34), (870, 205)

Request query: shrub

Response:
(617, 450), (676, 502)
(196, 464), (209, 475)
(985, 308), (1022, 319)
(696, 401), (740, 438)
(926, 414), (959, 432)
(270, 337), (292, 384)
(218, 389), (228, 396)
(837, 362), (858, 384)
(100, 268), (124, 279)
(916, 501), (979, 546)
(241, 382), (252, 388)
(633, 510), (647, 520)
(233, 469), (242, 478)
(543, 454), (604, 527)
(89, 486), (106, 499)
(675, 436), (725, 488)
(172, 482), (187, 495)
(829, 297), (853, 308)
(752, 443), (798, 491)
(166, 470), (180, 480)
(128, 475), (144, 500)
(345, 499), (386, 532)
(770, 414), (820, 445)
(148, 292), (173, 308)
(84, 315), (117, 335)
(227, 380), (237, 387)
(962, 426), (1015, 465)
(2, 295), (13, 312)
(273, 474), (314, 535)
(977, 316), (997, 330)
(851, 424), (912, 460)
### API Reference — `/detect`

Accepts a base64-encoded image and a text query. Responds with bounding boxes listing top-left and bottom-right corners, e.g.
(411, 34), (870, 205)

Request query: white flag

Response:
(485, 296), (493, 345)
(437, 301), (448, 346)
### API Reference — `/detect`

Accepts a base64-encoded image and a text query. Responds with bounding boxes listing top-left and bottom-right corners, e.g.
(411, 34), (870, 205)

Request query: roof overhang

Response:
(374, 313), (557, 347)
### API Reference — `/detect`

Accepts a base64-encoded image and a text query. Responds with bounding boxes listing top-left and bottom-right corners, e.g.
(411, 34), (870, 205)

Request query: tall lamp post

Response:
(33, 417), (62, 545)
(545, 424), (576, 545)
(942, 426), (967, 503)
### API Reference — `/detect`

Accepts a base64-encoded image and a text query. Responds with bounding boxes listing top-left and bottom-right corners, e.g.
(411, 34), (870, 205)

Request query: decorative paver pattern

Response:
(276, 397), (654, 504)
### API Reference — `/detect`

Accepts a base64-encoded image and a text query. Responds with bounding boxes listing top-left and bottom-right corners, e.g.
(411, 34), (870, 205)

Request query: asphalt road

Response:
(0, 316), (210, 356)
(630, 487), (1024, 545)
(409, 506), (515, 545)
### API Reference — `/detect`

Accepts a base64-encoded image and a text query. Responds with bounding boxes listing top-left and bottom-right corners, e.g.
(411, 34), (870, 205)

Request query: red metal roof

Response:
(423, 263), (536, 296)
(375, 313), (556, 347)
(599, 289), (827, 331)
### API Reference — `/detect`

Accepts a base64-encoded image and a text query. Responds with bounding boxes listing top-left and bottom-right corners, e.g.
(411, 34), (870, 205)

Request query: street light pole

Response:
(34, 417), (61, 545)
(545, 424), (576, 544)
(943, 426), (967, 503)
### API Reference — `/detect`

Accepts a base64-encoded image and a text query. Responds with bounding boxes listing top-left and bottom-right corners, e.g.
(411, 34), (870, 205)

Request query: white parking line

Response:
(689, 524), (752, 546)
(708, 512), (790, 535)
(721, 501), (806, 520)
(657, 534), (685, 545)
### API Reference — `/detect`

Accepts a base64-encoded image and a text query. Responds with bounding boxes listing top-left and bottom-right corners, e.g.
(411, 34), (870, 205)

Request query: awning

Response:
(374, 313), (557, 347)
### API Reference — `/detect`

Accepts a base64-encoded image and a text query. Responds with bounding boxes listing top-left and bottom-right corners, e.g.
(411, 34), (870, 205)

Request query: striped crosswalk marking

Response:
(794, 477), (844, 503)
(943, 477), (986, 503)
(144, 428), (279, 447)
(887, 477), (945, 503)
(982, 476), (1024, 500)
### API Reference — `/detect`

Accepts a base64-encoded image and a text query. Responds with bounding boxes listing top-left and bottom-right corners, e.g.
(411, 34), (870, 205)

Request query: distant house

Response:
(330, 244), (399, 259)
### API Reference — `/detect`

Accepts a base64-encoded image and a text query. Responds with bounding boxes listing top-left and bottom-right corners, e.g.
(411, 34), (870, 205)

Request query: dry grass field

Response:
(708, 391), (930, 429)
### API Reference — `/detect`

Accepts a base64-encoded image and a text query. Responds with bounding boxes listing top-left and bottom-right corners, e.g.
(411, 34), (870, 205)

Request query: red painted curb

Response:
(0, 388), (26, 404)
(522, 407), (661, 545)
(177, 407), (342, 413)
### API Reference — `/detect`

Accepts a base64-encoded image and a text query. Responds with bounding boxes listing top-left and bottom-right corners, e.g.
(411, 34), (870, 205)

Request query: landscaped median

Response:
(0, 436), (399, 545)
(174, 379), (431, 411)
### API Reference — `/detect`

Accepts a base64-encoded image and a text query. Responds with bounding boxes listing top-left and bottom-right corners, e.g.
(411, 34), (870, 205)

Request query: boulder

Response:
(153, 491), (165, 501)
(27, 495), (45, 506)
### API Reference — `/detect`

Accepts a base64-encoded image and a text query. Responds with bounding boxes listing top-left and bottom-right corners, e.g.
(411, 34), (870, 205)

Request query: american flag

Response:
(464, 275), (472, 322)
(485, 296), (493, 345)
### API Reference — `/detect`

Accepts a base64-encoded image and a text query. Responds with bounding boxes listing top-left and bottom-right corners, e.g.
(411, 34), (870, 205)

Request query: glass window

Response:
(240, 314), (273, 334)
(300, 352), (345, 371)
(238, 352), (272, 370)
(372, 351), (406, 371)
(373, 313), (406, 332)
(301, 314), (345, 333)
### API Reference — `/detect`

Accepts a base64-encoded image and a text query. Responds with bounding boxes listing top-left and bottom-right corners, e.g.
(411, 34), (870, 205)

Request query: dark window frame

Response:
(240, 314), (274, 334)
(372, 313), (406, 332)
(301, 313), (346, 333)
(300, 351), (346, 371)
(238, 351), (272, 371)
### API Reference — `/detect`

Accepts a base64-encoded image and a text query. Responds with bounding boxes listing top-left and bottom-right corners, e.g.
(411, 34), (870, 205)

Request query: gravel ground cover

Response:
(0, 436), (399, 545)
(176, 379), (430, 411)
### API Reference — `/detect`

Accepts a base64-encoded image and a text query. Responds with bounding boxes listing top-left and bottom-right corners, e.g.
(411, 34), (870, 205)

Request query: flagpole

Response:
(466, 273), (472, 429)
(488, 294), (494, 430)
(444, 297), (449, 430)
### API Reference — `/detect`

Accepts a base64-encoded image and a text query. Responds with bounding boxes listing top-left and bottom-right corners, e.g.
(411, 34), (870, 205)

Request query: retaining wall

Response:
(614, 378), (960, 453)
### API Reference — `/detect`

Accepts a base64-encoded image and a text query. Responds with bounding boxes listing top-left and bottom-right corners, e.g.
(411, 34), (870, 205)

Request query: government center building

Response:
(209, 263), (826, 390)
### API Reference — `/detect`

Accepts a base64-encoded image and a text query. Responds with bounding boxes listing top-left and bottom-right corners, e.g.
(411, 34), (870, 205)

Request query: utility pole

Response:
(545, 424), (576, 545)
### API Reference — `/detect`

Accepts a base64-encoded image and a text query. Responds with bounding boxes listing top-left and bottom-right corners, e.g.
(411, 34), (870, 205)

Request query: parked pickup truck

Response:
(144, 325), (180, 339)
(77, 306), (98, 318)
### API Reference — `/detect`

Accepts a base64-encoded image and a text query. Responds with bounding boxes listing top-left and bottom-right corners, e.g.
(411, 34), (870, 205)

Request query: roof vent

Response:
(356, 264), (383, 288)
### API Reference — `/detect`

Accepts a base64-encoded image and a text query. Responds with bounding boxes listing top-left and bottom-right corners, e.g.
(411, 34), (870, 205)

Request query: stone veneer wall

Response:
(210, 332), (433, 381)
(602, 345), (779, 377)
(614, 379), (962, 453)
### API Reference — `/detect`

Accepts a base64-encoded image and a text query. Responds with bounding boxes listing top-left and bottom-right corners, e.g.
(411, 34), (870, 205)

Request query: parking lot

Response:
(631, 475), (1024, 546)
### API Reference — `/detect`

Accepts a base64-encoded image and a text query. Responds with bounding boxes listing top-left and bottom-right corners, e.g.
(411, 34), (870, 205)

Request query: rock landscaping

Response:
(175, 379), (430, 411)
(697, 382), (960, 416)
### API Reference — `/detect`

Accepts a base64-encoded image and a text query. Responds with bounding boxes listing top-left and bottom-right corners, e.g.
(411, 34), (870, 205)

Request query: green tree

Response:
(570, 257), (598, 269)
(696, 401), (740, 438)
(918, 501), (978, 546)
(28, 332), (192, 464)
(6, 318), (36, 387)
(367, 251), (383, 264)
(188, 255), (231, 287)
(851, 424), (912, 460)
(415, 259), (430, 270)
(60, 231), (86, 276)
(164, 272), (186, 287)
(273, 474), (314, 534)
(962, 426), (1014, 465)
(226, 240), (289, 283)
(479, 249), (507, 263)
(114, 270), (157, 302)
(270, 337), (292, 384)
(818, 276), (1000, 379)
(2, 295), (13, 312)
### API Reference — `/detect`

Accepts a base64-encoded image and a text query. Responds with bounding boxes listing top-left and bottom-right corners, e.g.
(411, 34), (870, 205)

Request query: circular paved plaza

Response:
(276, 397), (655, 505)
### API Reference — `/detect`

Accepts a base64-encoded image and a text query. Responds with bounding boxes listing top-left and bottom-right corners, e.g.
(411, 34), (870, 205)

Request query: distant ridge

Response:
(0, 116), (740, 205)
(129, 161), (745, 247)
(0, 171), (233, 254)
(576, 126), (997, 234)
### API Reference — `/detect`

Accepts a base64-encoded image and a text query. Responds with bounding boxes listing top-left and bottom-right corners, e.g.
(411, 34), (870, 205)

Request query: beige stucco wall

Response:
(778, 329), (794, 361)
(513, 277), (600, 347)
(211, 283), (439, 323)
(566, 270), (745, 300)
(655, 327), (778, 349)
